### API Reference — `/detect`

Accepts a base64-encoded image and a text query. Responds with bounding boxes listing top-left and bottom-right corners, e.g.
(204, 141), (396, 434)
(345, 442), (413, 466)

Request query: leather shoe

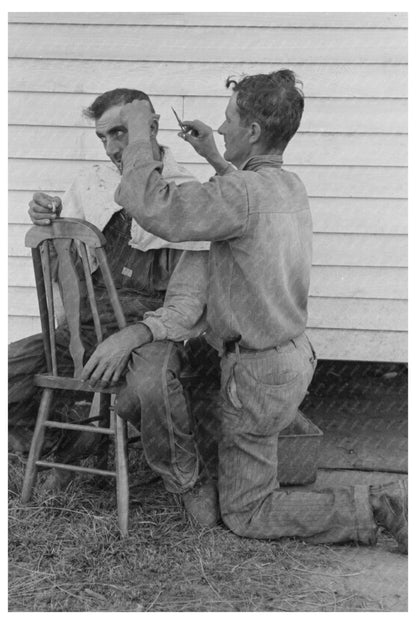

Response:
(181, 480), (220, 528)
(370, 479), (408, 554)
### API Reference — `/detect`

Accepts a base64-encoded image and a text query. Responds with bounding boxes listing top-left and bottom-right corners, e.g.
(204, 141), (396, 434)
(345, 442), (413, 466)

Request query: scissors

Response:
(171, 107), (187, 132)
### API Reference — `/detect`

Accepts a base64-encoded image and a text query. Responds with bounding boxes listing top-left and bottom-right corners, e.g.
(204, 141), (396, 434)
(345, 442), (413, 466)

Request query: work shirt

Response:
(115, 140), (313, 352)
(55, 147), (209, 337)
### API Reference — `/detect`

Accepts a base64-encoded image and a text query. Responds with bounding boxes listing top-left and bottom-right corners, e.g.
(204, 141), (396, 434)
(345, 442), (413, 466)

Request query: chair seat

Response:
(33, 373), (125, 394)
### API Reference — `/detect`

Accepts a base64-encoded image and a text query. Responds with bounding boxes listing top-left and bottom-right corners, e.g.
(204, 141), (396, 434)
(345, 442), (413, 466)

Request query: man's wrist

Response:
(136, 322), (154, 342)
(208, 155), (234, 176)
(123, 322), (154, 348)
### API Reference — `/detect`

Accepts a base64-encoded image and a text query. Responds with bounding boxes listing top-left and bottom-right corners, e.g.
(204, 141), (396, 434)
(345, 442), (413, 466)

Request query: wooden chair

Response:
(21, 218), (129, 536)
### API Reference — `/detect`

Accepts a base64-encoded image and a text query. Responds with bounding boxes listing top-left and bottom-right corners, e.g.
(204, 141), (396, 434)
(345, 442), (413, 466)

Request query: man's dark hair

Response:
(83, 88), (155, 120)
(225, 70), (304, 151)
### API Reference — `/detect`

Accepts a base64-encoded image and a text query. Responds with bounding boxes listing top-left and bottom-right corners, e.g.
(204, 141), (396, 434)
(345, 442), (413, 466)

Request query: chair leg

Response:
(113, 403), (129, 537)
(93, 393), (110, 471)
(21, 388), (54, 502)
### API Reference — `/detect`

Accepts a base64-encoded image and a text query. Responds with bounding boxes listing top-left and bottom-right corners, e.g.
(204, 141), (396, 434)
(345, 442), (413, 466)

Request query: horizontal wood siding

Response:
(8, 12), (408, 361)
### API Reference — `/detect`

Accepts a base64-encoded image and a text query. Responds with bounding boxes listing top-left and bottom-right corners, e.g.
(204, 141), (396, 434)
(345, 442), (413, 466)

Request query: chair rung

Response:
(44, 420), (114, 435)
(36, 460), (117, 477)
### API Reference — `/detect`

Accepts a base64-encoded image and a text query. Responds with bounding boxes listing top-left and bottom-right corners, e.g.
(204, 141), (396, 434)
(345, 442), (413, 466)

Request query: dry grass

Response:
(9, 449), (386, 613)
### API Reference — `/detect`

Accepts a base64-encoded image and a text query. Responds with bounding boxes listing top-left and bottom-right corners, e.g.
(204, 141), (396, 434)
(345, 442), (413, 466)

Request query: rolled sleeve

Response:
(142, 249), (209, 342)
(115, 140), (249, 242)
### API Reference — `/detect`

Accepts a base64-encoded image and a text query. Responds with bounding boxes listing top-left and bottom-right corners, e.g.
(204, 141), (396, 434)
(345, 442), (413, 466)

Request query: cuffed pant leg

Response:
(219, 426), (376, 544)
(8, 327), (94, 428)
(218, 341), (377, 545)
(8, 334), (47, 426)
(116, 341), (199, 493)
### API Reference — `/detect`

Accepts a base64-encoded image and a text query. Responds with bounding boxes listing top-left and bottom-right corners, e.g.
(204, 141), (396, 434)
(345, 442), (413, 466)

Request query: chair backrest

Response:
(25, 218), (127, 378)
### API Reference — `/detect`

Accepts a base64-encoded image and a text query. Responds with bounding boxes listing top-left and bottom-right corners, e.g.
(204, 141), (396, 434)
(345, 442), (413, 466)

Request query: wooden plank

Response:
(8, 316), (42, 344)
(184, 96), (408, 134)
(8, 92), (184, 128)
(8, 12), (408, 28)
(7, 315), (408, 363)
(8, 126), (408, 167)
(306, 328), (407, 362)
(309, 198), (407, 234)
(8, 191), (34, 224)
(311, 233), (407, 267)
(9, 286), (39, 316)
(291, 166), (407, 199)
(308, 297), (407, 331)
(8, 59), (408, 98)
(9, 225), (33, 257)
(8, 159), (408, 198)
(8, 288), (407, 340)
(8, 190), (408, 235)
(9, 256), (408, 300)
(6, 158), (213, 188)
(9, 257), (35, 287)
(9, 92), (408, 134)
(10, 286), (406, 331)
(310, 266), (407, 299)
(8, 24), (407, 64)
(9, 222), (408, 267)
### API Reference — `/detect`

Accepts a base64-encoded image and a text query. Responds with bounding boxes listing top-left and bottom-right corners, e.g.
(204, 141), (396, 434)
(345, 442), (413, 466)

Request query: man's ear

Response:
(248, 122), (262, 144)
(150, 116), (159, 138)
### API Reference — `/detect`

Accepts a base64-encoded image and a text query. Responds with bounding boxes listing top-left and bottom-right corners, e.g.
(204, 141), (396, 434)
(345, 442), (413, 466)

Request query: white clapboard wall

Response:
(8, 12), (408, 361)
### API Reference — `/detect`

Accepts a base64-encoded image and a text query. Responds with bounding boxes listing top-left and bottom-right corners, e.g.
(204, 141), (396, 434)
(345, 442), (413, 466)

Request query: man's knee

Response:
(116, 354), (178, 426)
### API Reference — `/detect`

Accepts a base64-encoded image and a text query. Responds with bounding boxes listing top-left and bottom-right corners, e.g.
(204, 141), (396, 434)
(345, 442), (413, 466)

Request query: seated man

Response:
(8, 88), (219, 526)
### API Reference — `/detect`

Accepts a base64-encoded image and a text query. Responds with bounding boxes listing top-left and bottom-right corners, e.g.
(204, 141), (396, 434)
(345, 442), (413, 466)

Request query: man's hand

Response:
(179, 120), (218, 159)
(80, 324), (153, 388)
(119, 100), (160, 144)
(179, 120), (234, 175)
(28, 192), (62, 225)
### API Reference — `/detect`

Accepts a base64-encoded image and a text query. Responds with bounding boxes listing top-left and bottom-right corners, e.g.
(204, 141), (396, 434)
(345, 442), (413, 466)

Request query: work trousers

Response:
(8, 328), (219, 494)
(218, 332), (377, 545)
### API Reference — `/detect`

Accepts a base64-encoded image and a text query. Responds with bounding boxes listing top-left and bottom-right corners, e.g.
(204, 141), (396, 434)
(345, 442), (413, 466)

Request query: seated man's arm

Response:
(141, 249), (208, 342)
(80, 250), (209, 388)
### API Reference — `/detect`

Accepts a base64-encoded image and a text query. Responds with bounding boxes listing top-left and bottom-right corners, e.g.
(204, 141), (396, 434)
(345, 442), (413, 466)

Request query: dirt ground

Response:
(8, 359), (408, 612)
(300, 360), (408, 611)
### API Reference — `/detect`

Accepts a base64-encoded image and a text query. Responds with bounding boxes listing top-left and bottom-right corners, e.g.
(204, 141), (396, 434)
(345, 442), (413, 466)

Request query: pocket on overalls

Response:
(232, 351), (305, 436)
(225, 363), (243, 410)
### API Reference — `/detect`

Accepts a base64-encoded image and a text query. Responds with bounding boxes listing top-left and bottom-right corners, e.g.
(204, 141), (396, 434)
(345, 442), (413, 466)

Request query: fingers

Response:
(29, 193), (62, 225)
(52, 196), (63, 216)
(80, 354), (98, 383)
(182, 119), (212, 135)
(81, 360), (110, 389)
(81, 353), (126, 388)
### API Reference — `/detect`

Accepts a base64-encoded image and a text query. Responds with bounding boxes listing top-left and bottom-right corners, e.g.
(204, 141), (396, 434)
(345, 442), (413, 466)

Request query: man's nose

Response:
(217, 122), (225, 135)
(106, 138), (120, 158)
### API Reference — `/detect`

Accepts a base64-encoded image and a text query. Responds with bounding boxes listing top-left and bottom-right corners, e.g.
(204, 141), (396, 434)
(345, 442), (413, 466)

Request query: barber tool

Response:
(171, 107), (199, 137)
(171, 107), (186, 132)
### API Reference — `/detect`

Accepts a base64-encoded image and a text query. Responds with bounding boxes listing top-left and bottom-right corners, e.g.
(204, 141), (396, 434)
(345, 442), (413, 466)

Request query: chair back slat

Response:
(31, 247), (53, 373)
(40, 242), (58, 375)
(54, 238), (85, 377)
(26, 218), (127, 381)
(95, 248), (127, 330)
(78, 241), (103, 343)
